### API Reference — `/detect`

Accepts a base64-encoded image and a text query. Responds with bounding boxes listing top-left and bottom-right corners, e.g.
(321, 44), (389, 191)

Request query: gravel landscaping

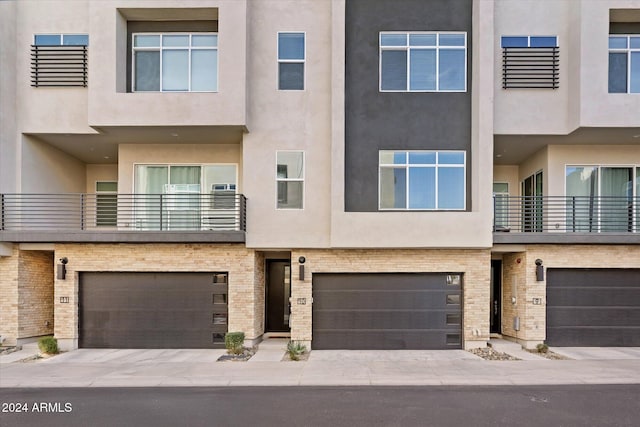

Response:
(469, 347), (519, 361)
(217, 347), (257, 362)
(526, 349), (571, 360)
(0, 346), (21, 356)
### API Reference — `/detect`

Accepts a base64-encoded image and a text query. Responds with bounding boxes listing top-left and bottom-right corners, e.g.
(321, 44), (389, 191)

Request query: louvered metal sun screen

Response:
(502, 46), (559, 89)
(31, 45), (88, 87)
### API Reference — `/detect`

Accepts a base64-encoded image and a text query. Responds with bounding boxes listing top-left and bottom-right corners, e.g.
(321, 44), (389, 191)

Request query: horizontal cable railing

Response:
(493, 196), (640, 233)
(31, 45), (88, 87)
(502, 47), (559, 89)
(1, 193), (246, 232)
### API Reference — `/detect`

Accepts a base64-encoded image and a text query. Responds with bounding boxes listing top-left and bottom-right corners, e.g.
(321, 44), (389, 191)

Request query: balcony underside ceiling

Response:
(25, 125), (245, 164)
(494, 127), (640, 165)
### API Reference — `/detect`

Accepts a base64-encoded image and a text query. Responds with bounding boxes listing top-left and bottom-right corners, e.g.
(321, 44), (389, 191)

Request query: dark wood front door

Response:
(266, 260), (291, 332)
(490, 260), (502, 334)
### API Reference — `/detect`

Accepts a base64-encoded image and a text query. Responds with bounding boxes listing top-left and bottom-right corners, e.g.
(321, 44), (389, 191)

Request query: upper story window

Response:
(608, 35), (640, 93)
(501, 36), (559, 89)
(379, 150), (466, 210)
(32, 34), (89, 87)
(379, 32), (467, 92)
(132, 33), (218, 92)
(276, 151), (304, 209)
(34, 34), (89, 46)
(278, 32), (305, 90)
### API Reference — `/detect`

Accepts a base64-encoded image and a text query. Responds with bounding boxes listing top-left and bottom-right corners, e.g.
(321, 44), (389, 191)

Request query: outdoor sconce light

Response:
(57, 257), (68, 280)
(535, 259), (544, 282)
(298, 256), (306, 281)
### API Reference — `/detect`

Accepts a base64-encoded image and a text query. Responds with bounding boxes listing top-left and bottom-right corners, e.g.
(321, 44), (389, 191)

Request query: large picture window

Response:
(379, 32), (467, 92)
(566, 165), (638, 232)
(132, 33), (218, 92)
(608, 35), (640, 93)
(379, 151), (466, 210)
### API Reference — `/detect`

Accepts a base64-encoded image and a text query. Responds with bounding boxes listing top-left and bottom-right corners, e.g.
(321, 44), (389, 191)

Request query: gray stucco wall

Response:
(345, 0), (472, 212)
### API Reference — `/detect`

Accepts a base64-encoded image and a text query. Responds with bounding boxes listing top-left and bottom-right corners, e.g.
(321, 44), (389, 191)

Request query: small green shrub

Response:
(225, 332), (245, 355)
(536, 343), (549, 354)
(38, 336), (59, 355)
(286, 341), (307, 361)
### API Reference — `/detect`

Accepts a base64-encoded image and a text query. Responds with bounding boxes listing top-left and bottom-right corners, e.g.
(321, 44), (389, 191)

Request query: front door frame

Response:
(265, 259), (292, 333)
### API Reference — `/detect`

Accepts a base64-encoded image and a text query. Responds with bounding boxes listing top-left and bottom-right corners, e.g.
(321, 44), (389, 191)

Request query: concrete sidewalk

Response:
(1, 346), (639, 388)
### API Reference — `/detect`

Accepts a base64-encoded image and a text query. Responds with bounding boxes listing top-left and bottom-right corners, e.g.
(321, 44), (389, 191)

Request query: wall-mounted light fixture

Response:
(535, 259), (544, 282)
(57, 257), (68, 280)
(298, 256), (306, 281)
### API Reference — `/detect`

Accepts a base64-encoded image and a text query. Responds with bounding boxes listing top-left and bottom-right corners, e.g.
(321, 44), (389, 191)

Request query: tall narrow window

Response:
(276, 151), (304, 209)
(278, 32), (305, 90)
(609, 35), (640, 93)
(96, 181), (117, 227)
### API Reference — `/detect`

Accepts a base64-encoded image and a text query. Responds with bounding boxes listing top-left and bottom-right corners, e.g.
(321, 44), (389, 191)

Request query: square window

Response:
(379, 150), (465, 210)
(132, 33), (217, 92)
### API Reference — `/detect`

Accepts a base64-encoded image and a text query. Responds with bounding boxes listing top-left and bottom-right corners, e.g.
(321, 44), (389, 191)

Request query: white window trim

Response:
(564, 164), (639, 198)
(378, 150), (466, 210)
(608, 34), (640, 94)
(500, 35), (559, 48)
(277, 31), (306, 91)
(33, 34), (89, 46)
(275, 150), (305, 210)
(379, 31), (467, 93)
(131, 32), (218, 93)
(132, 163), (239, 193)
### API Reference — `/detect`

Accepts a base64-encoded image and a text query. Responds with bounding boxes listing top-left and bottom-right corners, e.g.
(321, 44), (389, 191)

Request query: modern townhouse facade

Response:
(0, 0), (638, 352)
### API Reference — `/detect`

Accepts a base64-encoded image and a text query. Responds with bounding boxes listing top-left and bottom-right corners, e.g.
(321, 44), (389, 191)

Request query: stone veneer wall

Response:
(0, 247), (19, 346)
(500, 245), (640, 348)
(53, 243), (260, 350)
(289, 249), (491, 349)
(18, 251), (54, 338)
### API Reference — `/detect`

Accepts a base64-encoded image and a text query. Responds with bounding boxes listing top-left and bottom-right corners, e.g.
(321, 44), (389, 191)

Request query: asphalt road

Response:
(1, 385), (638, 427)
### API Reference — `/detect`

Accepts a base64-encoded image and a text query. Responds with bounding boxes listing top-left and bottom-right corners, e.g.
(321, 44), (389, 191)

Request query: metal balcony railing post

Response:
(159, 194), (163, 231)
(80, 193), (85, 230)
(1, 194), (4, 231)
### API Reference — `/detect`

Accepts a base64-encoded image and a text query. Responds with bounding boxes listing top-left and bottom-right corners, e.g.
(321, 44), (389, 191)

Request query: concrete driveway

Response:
(550, 347), (640, 360)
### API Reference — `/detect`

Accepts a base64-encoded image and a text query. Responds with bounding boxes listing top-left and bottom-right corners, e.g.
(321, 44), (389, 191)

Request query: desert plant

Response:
(225, 332), (245, 355)
(536, 343), (549, 353)
(286, 341), (307, 361)
(38, 336), (59, 355)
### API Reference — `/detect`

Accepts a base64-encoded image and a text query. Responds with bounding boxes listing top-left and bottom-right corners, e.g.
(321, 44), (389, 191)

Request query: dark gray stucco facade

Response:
(345, 0), (472, 212)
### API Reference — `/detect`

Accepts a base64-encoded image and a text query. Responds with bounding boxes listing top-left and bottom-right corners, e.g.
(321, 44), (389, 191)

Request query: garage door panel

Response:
(547, 307), (640, 327)
(314, 309), (462, 330)
(80, 272), (224, 349)
(313, 274), (445, 291)
(313, 290), (459, 310)
(312, 330), (461, 350)
(312, 273), (462, 350)
(546, 268), (640, 347)
(547, 288), (640, 307)
(546, 327), (640, 347)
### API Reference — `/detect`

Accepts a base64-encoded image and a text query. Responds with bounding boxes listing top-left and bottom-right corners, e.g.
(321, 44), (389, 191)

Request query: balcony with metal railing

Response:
(0, 193), (246, 243)
(493, 196), (640, 244)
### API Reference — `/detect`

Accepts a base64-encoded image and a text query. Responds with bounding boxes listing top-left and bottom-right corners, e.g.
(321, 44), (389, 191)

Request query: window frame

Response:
(95, 181), (118, 227)
(131, 32), (219, 93)
(275, 150), (305, 210)
(277, 31), (306, 91)
(33, 34), (89, 46)
(132, 163), (239, 193)
(608, 34), (640, 94)
(378, 150), (466, 211)
(500, 35), (558, 48)
(378, 31), (467, 93)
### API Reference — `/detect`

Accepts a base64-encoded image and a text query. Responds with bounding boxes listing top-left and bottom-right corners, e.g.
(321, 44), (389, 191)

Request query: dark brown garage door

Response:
(312, 273), (462, 350)
(546, 269), (640, 347)
(79, 272), (228, 349)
